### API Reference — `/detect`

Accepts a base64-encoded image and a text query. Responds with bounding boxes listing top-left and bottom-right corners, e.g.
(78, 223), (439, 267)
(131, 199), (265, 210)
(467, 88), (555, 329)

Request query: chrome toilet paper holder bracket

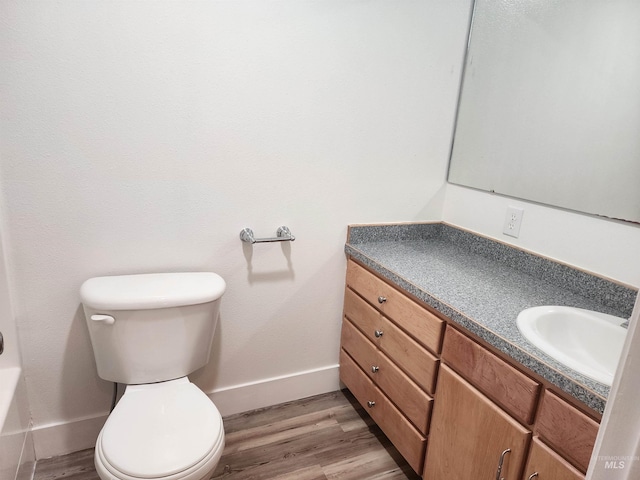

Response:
(240, 226), (295, 244)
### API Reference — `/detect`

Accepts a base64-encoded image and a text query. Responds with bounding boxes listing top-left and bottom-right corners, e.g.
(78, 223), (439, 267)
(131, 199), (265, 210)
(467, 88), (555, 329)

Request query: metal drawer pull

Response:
(367, 401), (376, 408)
(374, 330), (384, 338)
(378, 296), (387, 304)
(495, 449), (511, 480)
(527, 474), (539, 480)
(371, 366), (379, 373)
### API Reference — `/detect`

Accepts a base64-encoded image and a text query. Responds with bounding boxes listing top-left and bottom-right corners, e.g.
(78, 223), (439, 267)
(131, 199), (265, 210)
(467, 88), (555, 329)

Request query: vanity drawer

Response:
(344, 287), (439, 394)
(341, 319), (433, 434)
(346, 260), (444, 354)
(535, 390), (599, 472)
(339, 349), (427, 474)
(441, 326), (540, 424)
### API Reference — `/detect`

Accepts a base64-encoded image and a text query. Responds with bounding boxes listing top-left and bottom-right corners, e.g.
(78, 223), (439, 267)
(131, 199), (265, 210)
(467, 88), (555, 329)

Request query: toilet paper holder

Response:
(240, 226), (295, 244)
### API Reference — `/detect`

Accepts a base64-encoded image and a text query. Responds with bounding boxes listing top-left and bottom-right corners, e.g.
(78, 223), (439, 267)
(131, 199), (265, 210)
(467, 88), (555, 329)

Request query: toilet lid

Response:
(101, 380), (222, 478)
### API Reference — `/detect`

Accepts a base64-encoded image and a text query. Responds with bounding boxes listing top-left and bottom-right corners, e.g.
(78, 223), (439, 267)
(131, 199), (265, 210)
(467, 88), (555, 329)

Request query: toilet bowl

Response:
(81, 272), (227, 480)
(94, 378), (224, 480)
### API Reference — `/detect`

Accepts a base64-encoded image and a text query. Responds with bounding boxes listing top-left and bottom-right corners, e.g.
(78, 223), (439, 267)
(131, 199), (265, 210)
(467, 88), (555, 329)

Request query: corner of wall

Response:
(414, 183), (449, 223)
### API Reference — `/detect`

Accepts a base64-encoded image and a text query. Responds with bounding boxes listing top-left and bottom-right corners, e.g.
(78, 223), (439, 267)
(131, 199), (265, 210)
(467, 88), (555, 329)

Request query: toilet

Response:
(80, 272), (227, 480)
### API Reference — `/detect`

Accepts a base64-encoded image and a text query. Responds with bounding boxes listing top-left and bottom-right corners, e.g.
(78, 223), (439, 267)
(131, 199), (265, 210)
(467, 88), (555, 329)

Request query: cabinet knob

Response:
(367, 401), (376, 408)
(378, 296), (387, 304)
(527, 474), (538, 480)
(371, 366), (380, 373)
(495, 449), (511, 480)
(374, 330), (384, 338)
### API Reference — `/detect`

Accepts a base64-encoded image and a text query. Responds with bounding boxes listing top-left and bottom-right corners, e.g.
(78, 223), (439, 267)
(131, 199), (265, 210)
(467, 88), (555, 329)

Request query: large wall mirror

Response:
(448, 0), (640, 223)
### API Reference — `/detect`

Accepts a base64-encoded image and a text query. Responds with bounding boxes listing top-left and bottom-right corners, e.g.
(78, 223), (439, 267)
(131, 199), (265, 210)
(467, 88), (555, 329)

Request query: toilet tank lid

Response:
(80, 272), (226, 310)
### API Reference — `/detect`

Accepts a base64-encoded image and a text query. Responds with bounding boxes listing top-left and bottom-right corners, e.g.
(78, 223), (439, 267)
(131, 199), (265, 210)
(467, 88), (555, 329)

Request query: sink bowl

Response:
(516, 306), (627, 386)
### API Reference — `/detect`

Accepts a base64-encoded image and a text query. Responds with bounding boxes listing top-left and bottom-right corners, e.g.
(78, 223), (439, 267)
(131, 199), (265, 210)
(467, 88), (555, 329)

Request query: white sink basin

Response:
(516, 306), (627, 386)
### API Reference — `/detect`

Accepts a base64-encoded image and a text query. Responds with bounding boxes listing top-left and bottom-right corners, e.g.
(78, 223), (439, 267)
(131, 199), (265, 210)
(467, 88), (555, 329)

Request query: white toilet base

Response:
(94, 428), (225, 480)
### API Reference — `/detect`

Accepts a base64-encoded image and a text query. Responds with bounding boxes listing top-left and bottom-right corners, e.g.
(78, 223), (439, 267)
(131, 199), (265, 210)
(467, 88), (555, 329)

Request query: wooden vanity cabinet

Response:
(423, 365), (531, 480)
(339, 259), (599, 479)
(434, 325), (593, 479)
(339, 260), (444, 474)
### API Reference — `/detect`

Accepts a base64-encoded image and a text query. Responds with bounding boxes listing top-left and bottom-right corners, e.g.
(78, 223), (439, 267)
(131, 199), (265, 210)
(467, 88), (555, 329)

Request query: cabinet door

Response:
(424, 365), (531, 480)
(522, 438), (584, 480)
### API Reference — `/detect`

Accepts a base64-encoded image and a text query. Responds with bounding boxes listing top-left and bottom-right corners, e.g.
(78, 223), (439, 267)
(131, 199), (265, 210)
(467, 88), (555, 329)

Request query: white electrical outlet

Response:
(503, 207), (524, 238)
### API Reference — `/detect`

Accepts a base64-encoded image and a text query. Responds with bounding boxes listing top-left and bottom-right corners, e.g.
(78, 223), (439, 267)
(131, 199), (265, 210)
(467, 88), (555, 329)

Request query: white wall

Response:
(0, 0), (473, 458)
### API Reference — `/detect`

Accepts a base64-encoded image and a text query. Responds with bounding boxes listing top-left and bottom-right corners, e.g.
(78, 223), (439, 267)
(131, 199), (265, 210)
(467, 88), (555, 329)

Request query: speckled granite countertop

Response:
(345, 223), (637, 414)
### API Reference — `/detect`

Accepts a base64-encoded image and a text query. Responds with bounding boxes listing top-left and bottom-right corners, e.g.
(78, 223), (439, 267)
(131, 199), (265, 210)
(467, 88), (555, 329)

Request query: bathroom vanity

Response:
(339, 223), (637, 479)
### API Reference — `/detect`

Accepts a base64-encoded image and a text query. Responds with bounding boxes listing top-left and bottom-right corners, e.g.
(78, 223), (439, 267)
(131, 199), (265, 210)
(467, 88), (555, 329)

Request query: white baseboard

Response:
(32, 364), (341, 459)
(32, 413), (107, 460)
(209, 364), (341, 417)
(16, 428), (36, 480)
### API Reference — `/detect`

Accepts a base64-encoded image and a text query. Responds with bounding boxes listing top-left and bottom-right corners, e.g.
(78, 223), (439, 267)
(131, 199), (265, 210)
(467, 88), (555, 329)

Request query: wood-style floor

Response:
(34, 390), (421, 480)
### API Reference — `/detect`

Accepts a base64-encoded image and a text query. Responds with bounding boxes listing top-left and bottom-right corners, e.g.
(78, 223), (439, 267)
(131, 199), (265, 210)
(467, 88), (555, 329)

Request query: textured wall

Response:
(0, 0), (473, 457)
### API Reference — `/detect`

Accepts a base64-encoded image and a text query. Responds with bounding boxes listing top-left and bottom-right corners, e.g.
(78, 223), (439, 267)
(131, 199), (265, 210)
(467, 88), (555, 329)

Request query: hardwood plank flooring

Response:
(34, 390), (420, 480)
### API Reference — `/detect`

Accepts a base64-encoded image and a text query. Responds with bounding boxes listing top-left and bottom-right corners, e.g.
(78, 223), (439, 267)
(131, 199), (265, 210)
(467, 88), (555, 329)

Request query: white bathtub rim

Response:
(0, 366), (22, 433)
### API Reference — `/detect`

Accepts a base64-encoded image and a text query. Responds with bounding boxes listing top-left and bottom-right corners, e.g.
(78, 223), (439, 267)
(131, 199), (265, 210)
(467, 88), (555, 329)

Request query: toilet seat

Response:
(95, 378), (225, 480)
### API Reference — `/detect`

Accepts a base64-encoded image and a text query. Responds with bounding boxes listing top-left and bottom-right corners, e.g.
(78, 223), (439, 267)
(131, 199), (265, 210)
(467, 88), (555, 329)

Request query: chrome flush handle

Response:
(91, 314), (115, 325)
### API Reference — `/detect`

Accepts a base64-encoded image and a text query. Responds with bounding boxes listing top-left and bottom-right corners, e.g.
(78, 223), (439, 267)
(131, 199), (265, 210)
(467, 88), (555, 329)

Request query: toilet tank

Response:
(80, 272), (226, 385)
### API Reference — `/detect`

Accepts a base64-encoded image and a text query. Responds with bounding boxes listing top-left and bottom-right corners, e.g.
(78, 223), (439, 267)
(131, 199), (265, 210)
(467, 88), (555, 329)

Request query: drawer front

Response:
(341, 318), (381, 380)
(346, 260), (444, 354)
(535, 391), (599, 472)
(341, 319), (433, 435)
(441, 325), (540, 424)
(344, 288), (439, 394)
(523, 437), (585, 480)
(339, 349), (427, 474)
